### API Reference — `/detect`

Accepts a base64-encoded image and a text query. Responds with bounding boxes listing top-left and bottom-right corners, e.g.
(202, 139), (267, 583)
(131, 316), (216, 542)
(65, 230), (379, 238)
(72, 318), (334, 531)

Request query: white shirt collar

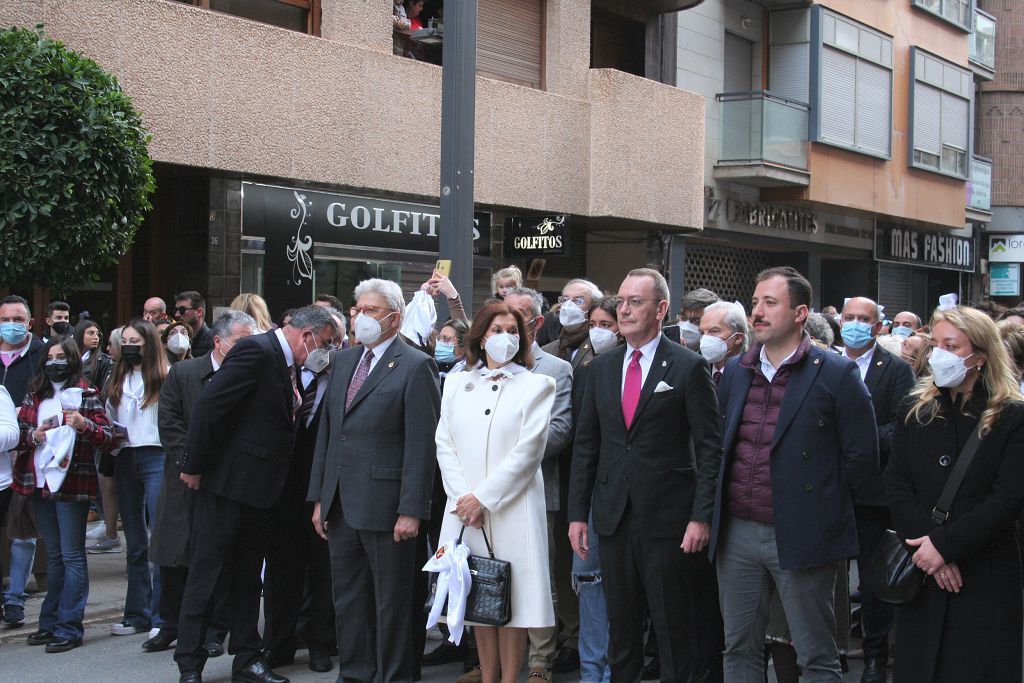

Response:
(274, 328), (295, 368)
(625, 332), (661, 361)
(362, 332), (398, 364)
(842, 342), (876, 380)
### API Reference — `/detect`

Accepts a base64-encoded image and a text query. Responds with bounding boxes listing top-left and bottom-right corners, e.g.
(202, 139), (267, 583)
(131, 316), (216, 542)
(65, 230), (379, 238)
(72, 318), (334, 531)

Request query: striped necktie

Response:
(346, 349), (374, 411)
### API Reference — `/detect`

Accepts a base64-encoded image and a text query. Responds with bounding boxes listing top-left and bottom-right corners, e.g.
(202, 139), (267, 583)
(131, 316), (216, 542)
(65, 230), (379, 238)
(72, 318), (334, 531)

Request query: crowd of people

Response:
(1, 262), (1023, 683)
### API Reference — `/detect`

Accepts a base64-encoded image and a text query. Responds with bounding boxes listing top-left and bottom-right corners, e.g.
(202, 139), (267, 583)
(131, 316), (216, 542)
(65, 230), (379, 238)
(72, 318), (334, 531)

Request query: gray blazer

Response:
(308, 335), (441, 531)
(152, 352), (216, 567)
(532, 342), (573, 511)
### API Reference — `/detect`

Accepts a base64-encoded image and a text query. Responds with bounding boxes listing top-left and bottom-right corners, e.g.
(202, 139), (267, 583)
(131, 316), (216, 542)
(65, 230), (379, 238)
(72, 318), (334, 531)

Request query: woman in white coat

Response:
(435, 302), (556, 683)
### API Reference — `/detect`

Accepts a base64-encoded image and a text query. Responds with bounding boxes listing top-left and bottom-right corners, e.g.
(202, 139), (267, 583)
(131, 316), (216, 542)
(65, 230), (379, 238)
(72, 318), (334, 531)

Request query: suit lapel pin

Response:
(661, 360), (667, 367)
(876, 361), (883, 366)
(813, 358), (821, 365)
(388, 361), (395, 368)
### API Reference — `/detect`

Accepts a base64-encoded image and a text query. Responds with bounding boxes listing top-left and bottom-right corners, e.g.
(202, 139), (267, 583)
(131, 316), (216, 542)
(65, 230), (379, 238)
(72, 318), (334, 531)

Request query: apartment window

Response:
(912, 0), (971, 32)
(478, 0), (544, 89)
(176, 0), (321, 35)
(768, 9), (810, 104)
(813, 8), (892, 158)
(910, 48), (972, 178)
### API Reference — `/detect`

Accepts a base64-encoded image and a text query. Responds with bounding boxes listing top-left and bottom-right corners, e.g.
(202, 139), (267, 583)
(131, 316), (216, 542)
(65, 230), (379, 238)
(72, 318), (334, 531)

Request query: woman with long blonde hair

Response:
(230, 293), (273, 332)
(885, 306), (1024, 682)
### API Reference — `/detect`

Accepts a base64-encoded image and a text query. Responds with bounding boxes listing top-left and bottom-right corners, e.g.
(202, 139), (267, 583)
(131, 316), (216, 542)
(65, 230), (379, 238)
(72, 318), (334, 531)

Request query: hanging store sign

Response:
(988, 234), (1024, 263)
(874, 222), (974, 272)
(990, 263), (1020, 297)
(505, 215), (570, 257)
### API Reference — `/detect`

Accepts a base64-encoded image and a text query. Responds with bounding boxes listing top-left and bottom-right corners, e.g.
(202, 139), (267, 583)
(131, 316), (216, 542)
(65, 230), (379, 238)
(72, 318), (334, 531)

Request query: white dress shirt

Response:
(361, 333), (397, 374)
(274, 328), (295, 368)
(759, 343), (801, 383)
(842, 343), (877, 381)
(621, 333), (663, 396)
(107, 370), (161, 447)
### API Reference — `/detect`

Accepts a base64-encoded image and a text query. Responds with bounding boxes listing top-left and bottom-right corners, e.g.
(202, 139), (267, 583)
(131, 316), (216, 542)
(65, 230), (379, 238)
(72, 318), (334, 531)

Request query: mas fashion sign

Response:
(505, 215), (570, 257)
(874, 222), (974, 272)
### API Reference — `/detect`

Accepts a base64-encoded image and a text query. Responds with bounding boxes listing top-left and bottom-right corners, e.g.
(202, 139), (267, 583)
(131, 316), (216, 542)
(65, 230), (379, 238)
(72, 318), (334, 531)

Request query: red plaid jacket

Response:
(13, 379), (114, 502)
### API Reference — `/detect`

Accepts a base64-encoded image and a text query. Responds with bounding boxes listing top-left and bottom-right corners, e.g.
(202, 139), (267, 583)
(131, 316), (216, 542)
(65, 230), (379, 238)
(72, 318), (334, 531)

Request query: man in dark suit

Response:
(839, 296), (915, 683)
(148, 310), (258, 655)
(710, 267), (878, 681)
(568, 268), (723, 682)
(173, 305), (340, 683)
(663, 288), (720, 350)
(309, 278), (440, 683)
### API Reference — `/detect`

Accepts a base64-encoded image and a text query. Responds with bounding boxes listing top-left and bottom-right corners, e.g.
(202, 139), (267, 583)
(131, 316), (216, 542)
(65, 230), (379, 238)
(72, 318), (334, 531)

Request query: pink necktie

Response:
(346, 349), (374, 411)
(622, 349), (642, 428)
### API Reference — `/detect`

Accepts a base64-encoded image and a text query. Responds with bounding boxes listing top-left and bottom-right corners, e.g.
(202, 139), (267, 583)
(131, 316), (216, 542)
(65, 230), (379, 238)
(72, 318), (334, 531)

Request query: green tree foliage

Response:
(0, 25), (154, 294)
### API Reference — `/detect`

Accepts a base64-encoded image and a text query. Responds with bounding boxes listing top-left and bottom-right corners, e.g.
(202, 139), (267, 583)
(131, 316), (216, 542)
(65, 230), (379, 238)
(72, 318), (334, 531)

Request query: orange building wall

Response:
(764, 0), (971, 230)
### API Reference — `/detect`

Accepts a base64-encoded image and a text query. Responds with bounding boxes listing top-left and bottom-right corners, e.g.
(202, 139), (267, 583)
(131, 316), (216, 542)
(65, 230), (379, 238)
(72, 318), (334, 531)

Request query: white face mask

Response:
(354, 312), (394, 346)
(699, 333), (734, 365)
(589, 327), (618, 355)
(484, 332), (520, 365)
(558, 300), (587, 327)
(167, 333), (190, 355)
(929, 347), (975, 389)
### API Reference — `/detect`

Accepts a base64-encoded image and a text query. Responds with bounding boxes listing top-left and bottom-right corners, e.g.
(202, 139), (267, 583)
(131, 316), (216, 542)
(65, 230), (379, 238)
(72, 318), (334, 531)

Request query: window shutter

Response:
(769, 43), (809, 103)
(819, 46), (855, 147)
(914, 83), (941, 156)
(855, 59), (890, 156)
(477, 0), (543, 89)
(724, 32), (753, 93)
(940, 92), (969, 150)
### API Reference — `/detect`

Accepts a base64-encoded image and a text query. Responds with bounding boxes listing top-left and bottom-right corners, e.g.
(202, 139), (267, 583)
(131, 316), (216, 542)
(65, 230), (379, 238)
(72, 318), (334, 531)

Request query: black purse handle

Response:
(457, 524), (496, 559)
(931, 424), (983, 526)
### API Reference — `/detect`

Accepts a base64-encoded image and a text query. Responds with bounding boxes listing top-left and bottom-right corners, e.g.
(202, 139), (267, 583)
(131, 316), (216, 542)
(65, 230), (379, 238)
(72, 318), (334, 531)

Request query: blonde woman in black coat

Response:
(886, 305), (1024, 682)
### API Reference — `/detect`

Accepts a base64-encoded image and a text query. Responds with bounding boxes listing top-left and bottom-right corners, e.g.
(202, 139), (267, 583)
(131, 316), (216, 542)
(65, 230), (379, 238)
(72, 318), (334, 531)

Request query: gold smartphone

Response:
(435, 259), (452, 277)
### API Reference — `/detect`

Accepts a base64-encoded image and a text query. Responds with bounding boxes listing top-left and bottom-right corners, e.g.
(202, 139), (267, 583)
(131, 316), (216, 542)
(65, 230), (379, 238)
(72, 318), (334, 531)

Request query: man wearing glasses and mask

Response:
(174, 291), (214, 357)
(309, 279), (440, 683)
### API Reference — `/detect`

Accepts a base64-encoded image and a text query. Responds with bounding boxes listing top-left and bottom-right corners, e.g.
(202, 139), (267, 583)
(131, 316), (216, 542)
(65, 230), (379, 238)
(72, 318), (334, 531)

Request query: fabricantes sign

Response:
(875, 222), (974, 272)
(242, 182), (492, 258)
(988, 234), (1024, 263)
(505, 215), (570, 256)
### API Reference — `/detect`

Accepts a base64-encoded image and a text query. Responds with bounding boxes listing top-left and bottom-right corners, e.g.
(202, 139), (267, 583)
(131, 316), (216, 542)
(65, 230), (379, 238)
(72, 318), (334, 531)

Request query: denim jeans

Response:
(4, 537), (37, 607)
(573, 514), (611, 683)
(32, 496), (91, 640)
(115, 446), (165, 628)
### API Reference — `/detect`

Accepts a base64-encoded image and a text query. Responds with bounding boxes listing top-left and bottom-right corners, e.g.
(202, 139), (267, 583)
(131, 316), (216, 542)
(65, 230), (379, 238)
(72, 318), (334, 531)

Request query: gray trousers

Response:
(716, 517), (841, 683)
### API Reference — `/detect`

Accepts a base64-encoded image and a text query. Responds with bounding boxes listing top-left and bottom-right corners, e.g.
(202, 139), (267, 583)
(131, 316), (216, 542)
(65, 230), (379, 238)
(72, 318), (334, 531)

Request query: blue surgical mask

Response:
(840, 321), (874, 349)
(891, 326), (913, 339)
(435, 342), (456, 364)
(0, 322), (28, 345)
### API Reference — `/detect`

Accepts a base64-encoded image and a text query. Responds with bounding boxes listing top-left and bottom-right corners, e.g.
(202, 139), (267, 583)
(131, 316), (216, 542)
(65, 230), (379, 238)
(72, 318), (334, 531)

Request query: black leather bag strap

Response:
(931, 424), (983, 526)
(457, 524), (496, 558)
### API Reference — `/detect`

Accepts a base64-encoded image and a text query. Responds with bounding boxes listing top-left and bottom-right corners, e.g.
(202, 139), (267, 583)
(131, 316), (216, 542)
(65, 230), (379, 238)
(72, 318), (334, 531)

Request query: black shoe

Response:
(308, 647), (332, 672)
(204, 640), (225, 658)
(3, 603), (25, 628)
(265, 649), (295, 668)
(179, 672), (203, 683)
(142, 629), (178, 652)
(45, 636), (83, 653)
(861, 657), (887, 683)
(423, 640), (463, 666)
(641, 656), (660, 681)
(552, 646), (580, 674)
(232, 658), (289, 683)
(27, 629), (54, 646)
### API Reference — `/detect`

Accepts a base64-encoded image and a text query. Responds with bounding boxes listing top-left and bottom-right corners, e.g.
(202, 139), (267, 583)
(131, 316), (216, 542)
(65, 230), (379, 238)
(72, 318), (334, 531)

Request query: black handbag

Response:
(426, 525), (512, 627)
(865, 425), (982, 605)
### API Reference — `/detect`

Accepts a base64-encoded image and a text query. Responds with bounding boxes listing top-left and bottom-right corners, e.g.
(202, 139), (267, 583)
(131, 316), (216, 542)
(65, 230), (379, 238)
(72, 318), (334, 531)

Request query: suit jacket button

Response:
(805, 484), (813, 493)
(818, 419), (825, 427)
(802, 451), (809, 460)
(939, 455), (951, 467)
(492, 385), (499, 392)
(485, 409), (491, 415)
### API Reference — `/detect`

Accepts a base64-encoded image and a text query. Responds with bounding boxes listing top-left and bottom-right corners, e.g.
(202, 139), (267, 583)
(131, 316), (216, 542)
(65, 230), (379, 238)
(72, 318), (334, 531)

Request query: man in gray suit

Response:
(503, 287), (573, 679)
(309, 279), (441, 683)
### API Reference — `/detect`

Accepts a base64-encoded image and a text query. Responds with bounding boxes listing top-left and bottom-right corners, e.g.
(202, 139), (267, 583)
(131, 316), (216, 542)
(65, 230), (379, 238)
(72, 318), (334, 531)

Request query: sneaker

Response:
(457, 666), (482, 683)
(87, 535), (122, 554)
(111, 621), (147, 636)
(3, 603), (25, 628)
(86, 521), (107, 539)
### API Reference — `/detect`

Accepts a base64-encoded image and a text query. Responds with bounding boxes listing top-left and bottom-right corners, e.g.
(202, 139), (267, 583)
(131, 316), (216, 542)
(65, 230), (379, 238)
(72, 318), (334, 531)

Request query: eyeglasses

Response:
(349, 306), (395, 318)
(609, 297), (659, 310)
(557, 296), (586, 307)
(174, 306), (195, 315)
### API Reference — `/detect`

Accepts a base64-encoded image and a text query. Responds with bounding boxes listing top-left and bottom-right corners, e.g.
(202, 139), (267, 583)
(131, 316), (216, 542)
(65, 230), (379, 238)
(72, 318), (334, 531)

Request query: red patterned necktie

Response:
(289, 365), (301, 421)
(346, 349), (374, 411)
(622, 349), (642, 428)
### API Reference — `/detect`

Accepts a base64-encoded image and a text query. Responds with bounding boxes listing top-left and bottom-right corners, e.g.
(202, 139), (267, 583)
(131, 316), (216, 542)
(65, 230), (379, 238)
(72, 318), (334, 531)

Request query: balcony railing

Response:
(968, 155), (992, 213)
(717, 91), (809, 172)
(970, 7), (996, 77)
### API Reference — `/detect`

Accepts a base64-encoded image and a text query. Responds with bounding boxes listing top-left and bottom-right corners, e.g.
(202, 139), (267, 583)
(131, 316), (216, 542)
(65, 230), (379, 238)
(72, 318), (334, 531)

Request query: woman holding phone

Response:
(434, 302), (556, 683)
(13, 336), (114, 652)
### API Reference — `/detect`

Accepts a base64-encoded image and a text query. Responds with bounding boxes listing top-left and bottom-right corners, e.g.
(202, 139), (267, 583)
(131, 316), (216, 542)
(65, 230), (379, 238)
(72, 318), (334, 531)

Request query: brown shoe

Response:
(456, 666), (482, 683)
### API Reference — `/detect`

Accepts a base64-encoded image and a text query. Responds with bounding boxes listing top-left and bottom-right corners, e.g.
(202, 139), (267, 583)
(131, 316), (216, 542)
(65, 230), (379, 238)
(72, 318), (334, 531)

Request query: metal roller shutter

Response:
(478, 0), (543, 89)
(769, 43), (809, 102)
(855, 59), (891, 156)
(819, 46), (856, 147)
(940, 91), (969, 150)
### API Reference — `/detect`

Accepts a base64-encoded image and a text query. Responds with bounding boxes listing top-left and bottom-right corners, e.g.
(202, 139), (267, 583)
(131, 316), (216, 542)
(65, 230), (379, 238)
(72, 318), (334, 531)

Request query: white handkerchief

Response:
(654, 381), (674, 393)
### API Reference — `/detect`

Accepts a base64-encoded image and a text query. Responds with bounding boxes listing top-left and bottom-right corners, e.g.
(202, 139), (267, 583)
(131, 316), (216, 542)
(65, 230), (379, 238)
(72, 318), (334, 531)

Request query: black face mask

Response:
(121, 345), (143, 367)
(44, 360), (73, 383)
(51, 321), (71, 336)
